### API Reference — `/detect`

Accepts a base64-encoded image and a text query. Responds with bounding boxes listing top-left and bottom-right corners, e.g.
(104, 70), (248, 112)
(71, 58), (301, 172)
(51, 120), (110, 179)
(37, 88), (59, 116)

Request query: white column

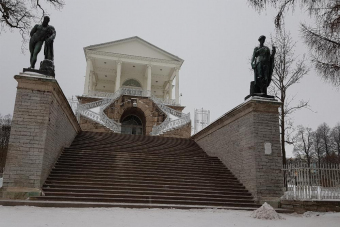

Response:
(83, 58), (93, 94)
(168, 80), (173, 100)
(163, 90), (167, 100)
(175, 68), (180, 104)
(146, 64), (152, 96)
(115, 60), (122, 92)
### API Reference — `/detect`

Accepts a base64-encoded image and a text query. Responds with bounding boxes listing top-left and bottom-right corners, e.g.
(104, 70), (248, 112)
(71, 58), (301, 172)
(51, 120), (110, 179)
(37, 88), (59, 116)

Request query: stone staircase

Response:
(29, 131), (260, 209)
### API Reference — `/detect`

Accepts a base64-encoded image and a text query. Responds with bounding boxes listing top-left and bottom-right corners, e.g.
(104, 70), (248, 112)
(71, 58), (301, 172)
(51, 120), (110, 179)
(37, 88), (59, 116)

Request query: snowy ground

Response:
(0, 206), (339, 227)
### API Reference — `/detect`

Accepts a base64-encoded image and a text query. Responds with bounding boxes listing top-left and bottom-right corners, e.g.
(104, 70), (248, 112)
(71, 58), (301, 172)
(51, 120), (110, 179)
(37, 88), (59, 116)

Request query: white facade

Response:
(83, 37), (183, 105)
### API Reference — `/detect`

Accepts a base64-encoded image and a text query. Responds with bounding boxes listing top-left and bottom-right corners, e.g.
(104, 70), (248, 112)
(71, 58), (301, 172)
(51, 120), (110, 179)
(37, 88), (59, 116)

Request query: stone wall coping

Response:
(192, 96), (282, 140)
(15, 73), (81, 133)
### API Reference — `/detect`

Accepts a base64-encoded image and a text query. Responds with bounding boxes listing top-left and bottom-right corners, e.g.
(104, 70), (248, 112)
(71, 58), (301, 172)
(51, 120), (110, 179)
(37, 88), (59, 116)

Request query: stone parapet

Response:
(192, 96), (283, 203)
(1, 73), (81, 199)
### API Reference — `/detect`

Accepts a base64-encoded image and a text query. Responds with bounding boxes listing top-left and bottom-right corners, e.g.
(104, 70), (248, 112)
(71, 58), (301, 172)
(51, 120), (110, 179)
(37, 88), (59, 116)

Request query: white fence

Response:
(282, 162), (340, 200)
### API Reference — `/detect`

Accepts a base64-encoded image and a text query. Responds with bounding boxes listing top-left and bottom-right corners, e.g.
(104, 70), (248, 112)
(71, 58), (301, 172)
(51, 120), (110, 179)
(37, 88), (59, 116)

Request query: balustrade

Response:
(76, 87), (191, 135)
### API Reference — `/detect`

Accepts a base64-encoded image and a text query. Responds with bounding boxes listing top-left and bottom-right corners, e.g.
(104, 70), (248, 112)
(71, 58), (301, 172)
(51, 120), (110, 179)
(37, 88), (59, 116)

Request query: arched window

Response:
(122, 79), (142, 88)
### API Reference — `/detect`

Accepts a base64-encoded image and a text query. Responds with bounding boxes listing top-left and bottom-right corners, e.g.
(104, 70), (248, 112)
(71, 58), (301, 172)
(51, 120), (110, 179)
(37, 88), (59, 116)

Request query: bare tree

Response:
(312, 128), (324, 167)
(331, 123), (340, 159)
(0, 0), (64, 44)
(247, 0), (340, 86)
(316, 122), (333, 158)
(0, 114), (11, 173)
(270, 30), (309, 165)
(293, 125), (314, 166)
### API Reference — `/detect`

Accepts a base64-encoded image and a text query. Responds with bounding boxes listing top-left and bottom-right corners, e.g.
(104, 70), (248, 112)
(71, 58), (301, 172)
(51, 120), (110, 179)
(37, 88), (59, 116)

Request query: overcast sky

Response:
(0, 0), (339, 157)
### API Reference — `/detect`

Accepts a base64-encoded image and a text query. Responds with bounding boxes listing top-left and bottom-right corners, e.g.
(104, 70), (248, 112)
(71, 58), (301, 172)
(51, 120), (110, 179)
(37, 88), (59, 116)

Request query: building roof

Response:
(84, 36), (183, 63)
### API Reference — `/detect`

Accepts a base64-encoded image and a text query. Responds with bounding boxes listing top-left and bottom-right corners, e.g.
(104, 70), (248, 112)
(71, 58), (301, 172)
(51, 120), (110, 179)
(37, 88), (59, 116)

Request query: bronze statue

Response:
(29, 16), (56, 69)
(250, 35), (276, 96)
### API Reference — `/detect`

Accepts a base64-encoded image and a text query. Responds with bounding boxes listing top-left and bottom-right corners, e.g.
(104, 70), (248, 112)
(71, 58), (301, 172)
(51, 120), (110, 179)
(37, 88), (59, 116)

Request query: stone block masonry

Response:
(192, 96), (283, 204)
(1, 73), (81, 199)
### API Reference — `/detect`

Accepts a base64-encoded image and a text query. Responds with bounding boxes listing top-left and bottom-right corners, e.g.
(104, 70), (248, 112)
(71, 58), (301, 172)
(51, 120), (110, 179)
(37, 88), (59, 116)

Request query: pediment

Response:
(85, 37), (182, 62)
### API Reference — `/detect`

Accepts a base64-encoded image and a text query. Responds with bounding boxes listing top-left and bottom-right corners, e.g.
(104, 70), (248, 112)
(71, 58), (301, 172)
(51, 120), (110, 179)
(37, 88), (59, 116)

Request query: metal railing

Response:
(150, 113), (191, 135)
(282, 162), (340, 200)
(149, 95), (190, 135)
(76, 88), (190, 135)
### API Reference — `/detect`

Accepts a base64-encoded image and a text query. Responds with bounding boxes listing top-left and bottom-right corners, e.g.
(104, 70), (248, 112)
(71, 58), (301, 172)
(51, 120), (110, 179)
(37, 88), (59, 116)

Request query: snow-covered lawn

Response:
(0, 206), (339, 227)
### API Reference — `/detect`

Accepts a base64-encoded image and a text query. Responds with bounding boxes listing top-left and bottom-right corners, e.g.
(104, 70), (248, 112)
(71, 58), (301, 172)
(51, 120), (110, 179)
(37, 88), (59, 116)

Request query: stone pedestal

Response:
(192, 96), (283, 205)
(1, 72), (80, 199)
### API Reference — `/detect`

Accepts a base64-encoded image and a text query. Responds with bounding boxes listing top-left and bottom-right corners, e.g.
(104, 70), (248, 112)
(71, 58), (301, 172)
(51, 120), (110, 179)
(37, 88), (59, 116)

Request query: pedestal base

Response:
(245, 81), (275, 100)
(23, 59), (55, 77)
(245, 93), (275, 100)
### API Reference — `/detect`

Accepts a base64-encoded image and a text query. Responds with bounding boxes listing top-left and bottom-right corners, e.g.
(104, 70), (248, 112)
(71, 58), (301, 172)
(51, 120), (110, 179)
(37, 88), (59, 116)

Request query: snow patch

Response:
(251, 202), (285, 220)
(303, 211), (325, 218)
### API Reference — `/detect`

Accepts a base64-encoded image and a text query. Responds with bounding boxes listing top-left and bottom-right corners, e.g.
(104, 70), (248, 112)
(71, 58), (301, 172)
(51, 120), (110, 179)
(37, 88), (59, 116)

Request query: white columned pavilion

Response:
(82, 36), (184, 105)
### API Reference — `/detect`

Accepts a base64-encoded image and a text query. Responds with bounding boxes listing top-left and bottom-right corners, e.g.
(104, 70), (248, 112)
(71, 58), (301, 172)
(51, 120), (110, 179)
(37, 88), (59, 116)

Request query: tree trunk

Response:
(281, 101), (286, 165)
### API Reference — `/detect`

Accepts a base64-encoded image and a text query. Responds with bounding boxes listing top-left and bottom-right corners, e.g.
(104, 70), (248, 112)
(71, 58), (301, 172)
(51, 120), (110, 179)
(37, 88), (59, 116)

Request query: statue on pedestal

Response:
(24, 16), (56, 77)
(246, 35), (276, 99)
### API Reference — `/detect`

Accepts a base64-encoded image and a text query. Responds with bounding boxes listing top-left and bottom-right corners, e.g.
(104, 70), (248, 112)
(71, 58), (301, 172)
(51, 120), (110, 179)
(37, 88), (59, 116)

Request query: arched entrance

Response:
(120, 107), (146, 135)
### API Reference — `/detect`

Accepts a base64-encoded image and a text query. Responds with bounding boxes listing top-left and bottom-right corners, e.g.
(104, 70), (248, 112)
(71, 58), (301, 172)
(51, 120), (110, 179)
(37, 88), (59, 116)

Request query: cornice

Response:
(86, 50), (182, 66)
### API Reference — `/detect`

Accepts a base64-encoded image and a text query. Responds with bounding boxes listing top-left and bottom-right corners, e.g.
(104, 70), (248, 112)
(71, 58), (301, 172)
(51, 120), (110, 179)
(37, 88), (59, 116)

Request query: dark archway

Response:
(120, 107), (146, 135)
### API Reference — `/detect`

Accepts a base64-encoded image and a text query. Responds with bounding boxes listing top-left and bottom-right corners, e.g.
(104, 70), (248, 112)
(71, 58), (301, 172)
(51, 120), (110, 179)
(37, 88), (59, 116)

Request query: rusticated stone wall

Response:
(192, 97), (283, 203)
(1, 73), (81, 199)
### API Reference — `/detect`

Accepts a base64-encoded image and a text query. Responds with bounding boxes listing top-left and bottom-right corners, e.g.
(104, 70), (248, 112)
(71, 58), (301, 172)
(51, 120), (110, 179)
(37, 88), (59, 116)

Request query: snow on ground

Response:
(0, 206), (339, 227)
(251, 202), (285, 220)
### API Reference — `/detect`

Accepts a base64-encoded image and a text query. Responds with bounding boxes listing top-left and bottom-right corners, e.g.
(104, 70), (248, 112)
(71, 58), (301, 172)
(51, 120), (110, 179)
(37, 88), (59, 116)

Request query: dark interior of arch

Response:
(120, 107), (146, 135)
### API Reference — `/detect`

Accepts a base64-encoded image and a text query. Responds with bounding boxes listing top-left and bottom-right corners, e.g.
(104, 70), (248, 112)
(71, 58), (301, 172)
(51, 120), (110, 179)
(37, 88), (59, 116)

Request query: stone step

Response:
(62, 149), (207, 157)
(57, 155), (220, 163)
(42, 187), (252, 197)
(43, 184), (250, 194)
(57, 156), (218, 164)
(29, 196), (260, 208)
(68, 140), (191, 150)
(45, 176), (243, 187)
(49, 169), (234, 179)
(52, 163), (231, 173)
(48, 172), (238, 182)
(42, 192), (254, 203)
(44, 179), (246, 190)
(0, 199), (264, 211)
